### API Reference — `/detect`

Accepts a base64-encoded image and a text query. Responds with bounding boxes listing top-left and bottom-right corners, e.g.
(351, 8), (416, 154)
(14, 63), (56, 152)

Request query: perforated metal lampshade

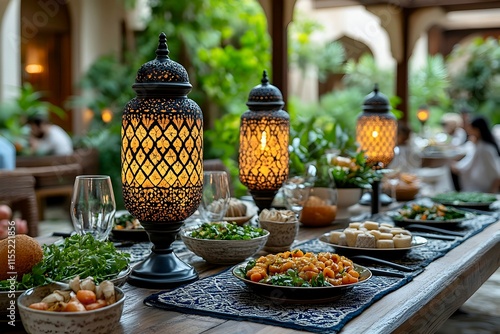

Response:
(121, 32), (203, 288)
(356, 84), (397, 168)
(239, 71), (289, 211)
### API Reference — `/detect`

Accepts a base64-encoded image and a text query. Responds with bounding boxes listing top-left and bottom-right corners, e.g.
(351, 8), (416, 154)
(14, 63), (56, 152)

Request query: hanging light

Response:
(239, 71), (290, 211)
(121, 33), (203, 288)
(356, 84), (397, 214)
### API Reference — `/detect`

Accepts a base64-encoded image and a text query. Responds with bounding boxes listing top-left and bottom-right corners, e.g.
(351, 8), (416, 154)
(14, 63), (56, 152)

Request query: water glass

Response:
(199, 171), (231, 222)
(70, 175), (116, 241)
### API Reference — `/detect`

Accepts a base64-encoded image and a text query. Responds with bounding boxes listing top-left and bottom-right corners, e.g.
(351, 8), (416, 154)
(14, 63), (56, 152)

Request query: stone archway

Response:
(318, 35), (373, 96)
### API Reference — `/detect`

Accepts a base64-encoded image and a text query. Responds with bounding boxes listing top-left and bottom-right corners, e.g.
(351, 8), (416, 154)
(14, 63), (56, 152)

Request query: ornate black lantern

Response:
(239, 71), (289, 211)
(356, 84), (397, 214)
(121, 33), (203, 287)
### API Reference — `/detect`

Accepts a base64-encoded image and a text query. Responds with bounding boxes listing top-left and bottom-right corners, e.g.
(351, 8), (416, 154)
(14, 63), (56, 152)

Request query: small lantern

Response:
(417, 105), (430, 136)
(356, 84), (397, 168)
(121, 33), (203, 288)
(239, 71), (290, 211)
(356, 84), (397, 214)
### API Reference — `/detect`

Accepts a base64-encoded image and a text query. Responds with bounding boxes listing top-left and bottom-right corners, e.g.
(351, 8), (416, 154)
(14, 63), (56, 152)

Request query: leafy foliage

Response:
(447, 37), (500, 124)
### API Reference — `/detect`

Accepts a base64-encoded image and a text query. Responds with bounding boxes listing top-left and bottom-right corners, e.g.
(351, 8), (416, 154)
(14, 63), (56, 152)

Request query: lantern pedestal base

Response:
(250, 189), (278, 212)
(127, 221), (198, 288)
(128, 251), (198, 288)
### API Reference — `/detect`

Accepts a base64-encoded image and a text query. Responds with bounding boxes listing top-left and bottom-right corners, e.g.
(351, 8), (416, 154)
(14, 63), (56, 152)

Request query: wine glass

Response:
(283, 171), (314, 217)
(199, 171), (231, 223)
(70, 175), (116, 241)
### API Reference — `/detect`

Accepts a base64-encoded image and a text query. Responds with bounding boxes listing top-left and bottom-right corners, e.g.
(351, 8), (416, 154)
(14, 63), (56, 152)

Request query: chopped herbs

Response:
(189, 222), (266, 240)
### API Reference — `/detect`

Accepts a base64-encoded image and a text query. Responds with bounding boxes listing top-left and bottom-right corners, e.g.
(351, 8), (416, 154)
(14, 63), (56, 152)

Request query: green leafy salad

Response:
(432, 192), (497, 204)
(0, 234), (130, 291)
(189, 222), (266, 240)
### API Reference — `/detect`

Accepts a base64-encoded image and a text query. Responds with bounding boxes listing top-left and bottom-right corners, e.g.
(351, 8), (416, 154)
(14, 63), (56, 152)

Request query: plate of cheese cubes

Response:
(319, 221), (427, 257)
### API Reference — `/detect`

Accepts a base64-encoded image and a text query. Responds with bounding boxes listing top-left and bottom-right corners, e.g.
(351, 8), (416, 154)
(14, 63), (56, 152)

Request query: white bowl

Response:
(18, 283), (125, 334)
(181, 226), (269, 265)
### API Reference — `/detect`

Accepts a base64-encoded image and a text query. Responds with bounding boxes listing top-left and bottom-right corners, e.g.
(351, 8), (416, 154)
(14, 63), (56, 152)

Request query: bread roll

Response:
(0, 234), (43, 280)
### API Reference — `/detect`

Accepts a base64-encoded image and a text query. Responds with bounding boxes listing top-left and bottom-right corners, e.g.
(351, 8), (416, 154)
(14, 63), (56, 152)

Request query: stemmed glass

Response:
(283, 166), (316, 217)
(70, 175), (116, 241)
(198, 171), (231, 223)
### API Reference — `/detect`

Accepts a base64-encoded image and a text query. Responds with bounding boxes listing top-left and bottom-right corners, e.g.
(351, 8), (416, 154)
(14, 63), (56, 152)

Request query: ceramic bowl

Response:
(180, 227), (269, 265)
(18, 283), (125, 334)
(258, 219), (299, 252)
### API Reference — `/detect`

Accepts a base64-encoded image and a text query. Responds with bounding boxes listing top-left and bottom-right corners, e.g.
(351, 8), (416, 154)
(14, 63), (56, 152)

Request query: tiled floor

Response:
(39, 201), (500, 333)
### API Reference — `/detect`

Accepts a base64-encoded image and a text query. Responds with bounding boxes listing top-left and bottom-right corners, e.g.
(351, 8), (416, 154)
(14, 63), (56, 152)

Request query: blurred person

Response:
(440, 113), (467, 147)
(27, 114), (73, 156)
(451, 116), (500, 193)
(0, 136), (16, 170)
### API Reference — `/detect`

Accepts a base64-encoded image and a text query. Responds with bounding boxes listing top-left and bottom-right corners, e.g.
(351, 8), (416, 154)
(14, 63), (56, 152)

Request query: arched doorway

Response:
(21, 0), (72, 132)
(318, 35), (373, 96)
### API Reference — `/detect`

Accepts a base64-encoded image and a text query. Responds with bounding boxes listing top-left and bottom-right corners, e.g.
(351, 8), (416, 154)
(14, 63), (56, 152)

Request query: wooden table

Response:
(118, 218), (499, 334)
(6, 217), (500, 334)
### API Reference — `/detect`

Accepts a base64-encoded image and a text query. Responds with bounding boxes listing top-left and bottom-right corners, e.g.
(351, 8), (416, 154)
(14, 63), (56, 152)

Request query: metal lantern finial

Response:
(121, 33), (203, 288)
(239, 71), (289, 211)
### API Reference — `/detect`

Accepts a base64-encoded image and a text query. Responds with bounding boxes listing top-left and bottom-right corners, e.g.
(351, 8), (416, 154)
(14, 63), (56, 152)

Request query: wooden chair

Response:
(0, 171), (39, 237)
(15, 148), (99, 220)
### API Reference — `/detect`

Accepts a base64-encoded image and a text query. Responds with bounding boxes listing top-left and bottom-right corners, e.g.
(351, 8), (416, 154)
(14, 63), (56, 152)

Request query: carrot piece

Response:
(29, 302), (49, 310)
(85, 299), (107, 311)
(250, 273), (263, 282)
(76, 290), (97, 305)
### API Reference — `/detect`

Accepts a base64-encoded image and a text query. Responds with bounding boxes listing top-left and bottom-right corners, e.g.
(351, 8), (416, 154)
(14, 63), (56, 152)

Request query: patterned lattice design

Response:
(239, 110), (289, 191)
(356, 114), (397, 167)
(122, 97), (203, 223)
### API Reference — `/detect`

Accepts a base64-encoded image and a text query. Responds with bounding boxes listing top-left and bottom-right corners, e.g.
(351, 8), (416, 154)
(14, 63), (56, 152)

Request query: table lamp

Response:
(356, 84), (397, 214)
(121, 33), (203, 288)
(239, 71), (290, 212)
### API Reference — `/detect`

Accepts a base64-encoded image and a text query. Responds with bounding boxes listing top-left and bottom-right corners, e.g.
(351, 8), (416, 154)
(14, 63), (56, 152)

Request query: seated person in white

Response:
(451, 116), (500, 193)
(27, 115), (73, 156)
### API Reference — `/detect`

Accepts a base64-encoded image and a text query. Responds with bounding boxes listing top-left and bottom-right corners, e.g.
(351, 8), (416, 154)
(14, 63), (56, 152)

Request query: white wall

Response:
(0, 0), (20, 101)
(68, 0), (124, 134)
